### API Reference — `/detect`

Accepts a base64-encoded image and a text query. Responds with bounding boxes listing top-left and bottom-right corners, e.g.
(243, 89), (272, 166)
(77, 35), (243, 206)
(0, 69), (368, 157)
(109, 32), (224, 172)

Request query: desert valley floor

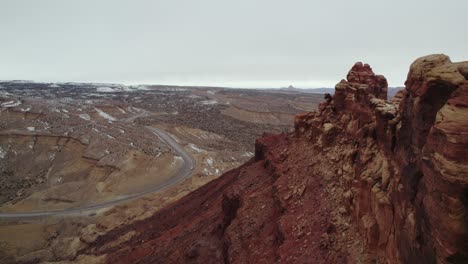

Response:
(0, 82), (322, 263)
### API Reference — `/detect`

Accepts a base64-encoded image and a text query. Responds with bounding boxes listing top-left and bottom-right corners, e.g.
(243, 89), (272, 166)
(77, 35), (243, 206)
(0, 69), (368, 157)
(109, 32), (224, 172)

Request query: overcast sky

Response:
(0, 0), (466, 88)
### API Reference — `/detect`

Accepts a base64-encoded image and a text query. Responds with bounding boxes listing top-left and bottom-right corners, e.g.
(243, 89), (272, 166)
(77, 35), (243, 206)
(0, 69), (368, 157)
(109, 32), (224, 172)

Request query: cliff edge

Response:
(79, 55), (468, 264)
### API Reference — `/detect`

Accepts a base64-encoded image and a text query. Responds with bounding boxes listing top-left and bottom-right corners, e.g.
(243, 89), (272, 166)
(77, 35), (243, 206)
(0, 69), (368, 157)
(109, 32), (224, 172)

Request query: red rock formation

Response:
(295, 54), (468, 263)
(81, 55), (467, 264)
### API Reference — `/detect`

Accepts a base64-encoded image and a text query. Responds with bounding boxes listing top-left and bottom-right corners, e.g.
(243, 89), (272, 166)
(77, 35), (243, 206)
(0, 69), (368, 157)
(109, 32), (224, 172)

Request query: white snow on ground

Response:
(188, 143), (204, 153)
(201, 100), (218, 105)
(79, 113), (91, 121)
(128, 106), (142, 114)
(85, 93), (109, 97)
(207, 90), (216, 95)
(104, 133), (115, 139)
(0, 146), (7, 159)
(205, 157), (214, 166)
(203, 167), (221, 177)
(127, 85), (152, 91)
(117, 107), (126, 114)
(1, 100), (21, 108)
(242, 152), (254, 157)
(27, 127), (35, 131)
(171, 156), (183, 167)
(166, 87), (187, 92)
(118, 129), (125, 134)
(49, 83), (60, 88)
(61, 109), (69, 113)
(96, 87), (116, 93)
(40, 121), (50, 129)
(8, 80), (34, 84)
(95, 108), (117, 121)
(20, 107), (31, 112)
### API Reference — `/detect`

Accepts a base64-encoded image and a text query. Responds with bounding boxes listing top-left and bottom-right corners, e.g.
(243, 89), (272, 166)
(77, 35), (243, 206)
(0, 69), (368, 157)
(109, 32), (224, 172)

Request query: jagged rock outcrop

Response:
(295, 54), (468, 263)
(77, 55), (467, 264)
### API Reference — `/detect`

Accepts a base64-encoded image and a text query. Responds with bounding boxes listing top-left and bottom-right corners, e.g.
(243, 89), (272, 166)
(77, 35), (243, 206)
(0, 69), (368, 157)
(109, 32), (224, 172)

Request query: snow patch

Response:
(95, 108), (117, 121)
(0, 146), (7, 159)
(106, 134), (115, 139)
(117, 107), (126, 114)
(79, 113), (91, 121)
(188, 143), (204, 153)
(242, 152), (254, 157)
(96, 87), (116, 93)
(1, 100), (21, 108)
(131, 85), (152, 91)
(27, 127), (35, 131)
(171, 156), (183, 167)
(201, 100), (218, 105)
(205, 157), (214, 166)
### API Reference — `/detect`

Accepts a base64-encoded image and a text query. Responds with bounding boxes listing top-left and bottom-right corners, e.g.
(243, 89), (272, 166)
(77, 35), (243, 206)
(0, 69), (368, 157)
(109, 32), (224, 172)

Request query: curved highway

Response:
(0, 127), (196, 218)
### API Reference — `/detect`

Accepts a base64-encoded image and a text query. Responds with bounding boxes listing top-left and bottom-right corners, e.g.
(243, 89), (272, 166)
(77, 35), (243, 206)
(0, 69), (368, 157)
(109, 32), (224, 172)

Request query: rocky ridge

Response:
(74, 55), (467, 264)
(295, 54), (468, 263)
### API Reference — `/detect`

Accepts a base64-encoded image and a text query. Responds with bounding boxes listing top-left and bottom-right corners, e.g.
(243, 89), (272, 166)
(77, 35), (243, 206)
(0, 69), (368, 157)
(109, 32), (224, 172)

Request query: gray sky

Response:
(0, 0), (466, 88)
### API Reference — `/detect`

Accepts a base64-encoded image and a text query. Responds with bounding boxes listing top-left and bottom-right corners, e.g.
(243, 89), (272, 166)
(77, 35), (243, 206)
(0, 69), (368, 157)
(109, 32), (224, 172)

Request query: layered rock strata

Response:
(76, 55), (467, 264)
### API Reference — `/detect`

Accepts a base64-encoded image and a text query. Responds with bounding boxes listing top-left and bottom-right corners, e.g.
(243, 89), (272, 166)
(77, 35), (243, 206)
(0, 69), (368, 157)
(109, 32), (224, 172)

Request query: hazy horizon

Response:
(1, 0), (466, 88)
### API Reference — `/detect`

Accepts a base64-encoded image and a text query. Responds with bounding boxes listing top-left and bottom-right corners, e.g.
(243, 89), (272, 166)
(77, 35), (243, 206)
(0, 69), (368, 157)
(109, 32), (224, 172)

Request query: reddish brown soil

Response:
(82, 132), (360, 263)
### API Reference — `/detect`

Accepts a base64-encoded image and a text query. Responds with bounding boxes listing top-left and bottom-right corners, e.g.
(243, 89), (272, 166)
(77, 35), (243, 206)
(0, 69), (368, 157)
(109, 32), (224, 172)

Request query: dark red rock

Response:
(82, 55), (468, 264)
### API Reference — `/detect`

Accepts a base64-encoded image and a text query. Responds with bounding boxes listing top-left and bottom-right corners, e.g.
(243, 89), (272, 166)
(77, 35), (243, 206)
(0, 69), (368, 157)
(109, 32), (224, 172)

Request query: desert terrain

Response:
(0, 81), (322, 263)
(1, 54), (462, 264)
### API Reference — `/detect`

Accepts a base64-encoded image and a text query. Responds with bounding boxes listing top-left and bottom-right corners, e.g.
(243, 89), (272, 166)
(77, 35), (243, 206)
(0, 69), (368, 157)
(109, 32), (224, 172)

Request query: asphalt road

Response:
(0, 127), (196, 218)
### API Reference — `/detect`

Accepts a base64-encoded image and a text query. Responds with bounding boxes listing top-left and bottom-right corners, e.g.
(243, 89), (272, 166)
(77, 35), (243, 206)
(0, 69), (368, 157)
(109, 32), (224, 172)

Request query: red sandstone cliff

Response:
(82, 55), (468, 264)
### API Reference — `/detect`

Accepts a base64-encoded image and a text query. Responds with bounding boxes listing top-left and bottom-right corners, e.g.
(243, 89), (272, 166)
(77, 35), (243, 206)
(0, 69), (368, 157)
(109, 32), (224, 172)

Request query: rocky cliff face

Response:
(81, 55), (467, 264)
(295, 54), (468, 263)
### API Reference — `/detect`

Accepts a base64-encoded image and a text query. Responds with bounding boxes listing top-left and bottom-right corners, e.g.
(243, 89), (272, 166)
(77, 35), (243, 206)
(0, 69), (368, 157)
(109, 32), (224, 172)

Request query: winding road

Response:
(0, 127), (196, 218)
